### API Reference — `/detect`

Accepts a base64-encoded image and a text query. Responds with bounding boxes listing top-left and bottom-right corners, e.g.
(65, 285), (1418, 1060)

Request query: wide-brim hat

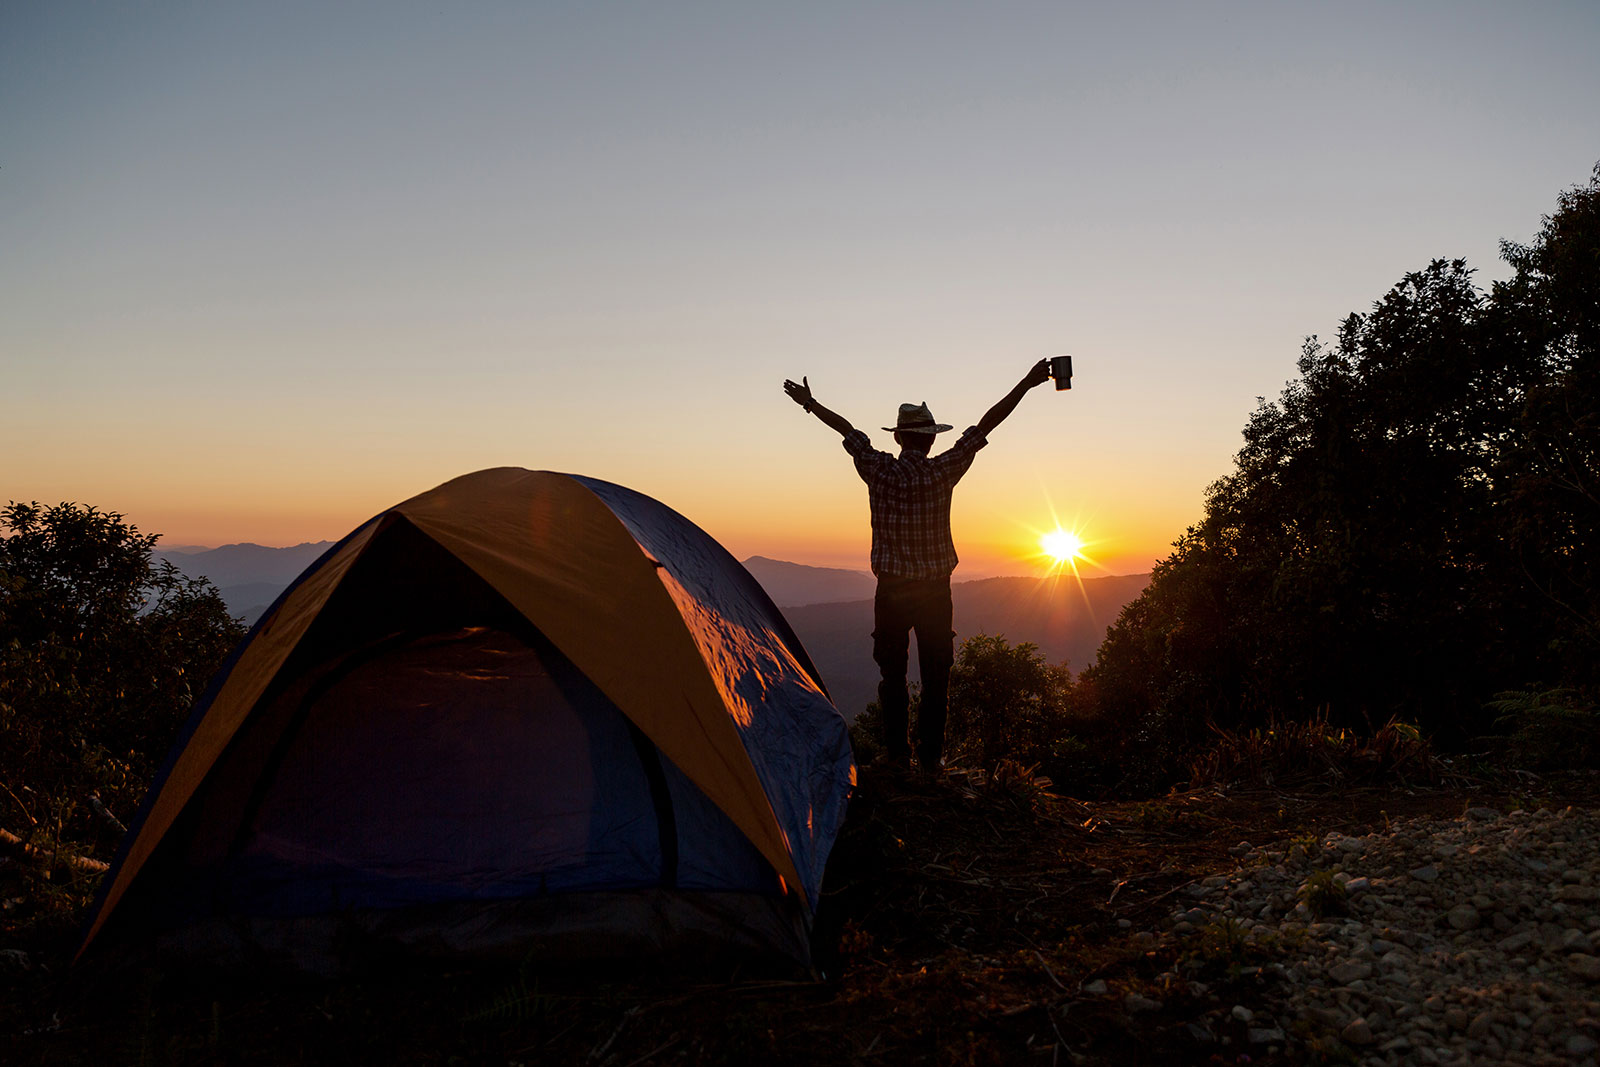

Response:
(883, 401), (954, 434)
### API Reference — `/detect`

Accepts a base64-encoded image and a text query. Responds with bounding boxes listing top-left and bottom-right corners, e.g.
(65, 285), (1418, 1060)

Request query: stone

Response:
(1304, 1006), (1343, 1028)
(1444, 1009), (1471, 1032)
(1568, 954), (1600, 981)
(1568, 1034), (1600, 1056)
(1123, 993), (1161, 1013)
(1230, 1004), (1253, 1023)
(1468, 1012), (1494, 1039)
(1341, 1017), (1375, 1046)
(1248, 1026), (1286, 1044)
(1345, 876), (1371, 895)
(1082, 979), (1108, 995)
(1465, 807), (1501, 821)
(1447, 904), (1481, 931)
(1411, 865), (1440, 883)
(1557, 885), (1599, 902)
(1330, 960), (1374, 984)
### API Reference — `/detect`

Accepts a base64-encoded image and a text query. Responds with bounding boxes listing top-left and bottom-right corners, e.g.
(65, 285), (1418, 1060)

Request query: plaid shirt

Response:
(842, 427), (988, 579)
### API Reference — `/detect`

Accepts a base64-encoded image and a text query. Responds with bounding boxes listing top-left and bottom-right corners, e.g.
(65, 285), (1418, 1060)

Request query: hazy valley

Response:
(159, 543), (1147, 720)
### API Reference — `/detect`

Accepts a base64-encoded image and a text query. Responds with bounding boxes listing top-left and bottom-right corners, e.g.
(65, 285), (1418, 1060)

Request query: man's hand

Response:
(784, 376), (814, 412)
(785, 375), (855, 437)
(1023, 359), (1050, 389)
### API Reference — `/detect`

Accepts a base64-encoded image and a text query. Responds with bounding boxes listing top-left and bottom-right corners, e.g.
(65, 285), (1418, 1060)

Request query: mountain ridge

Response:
(153, 543), (1150, 716)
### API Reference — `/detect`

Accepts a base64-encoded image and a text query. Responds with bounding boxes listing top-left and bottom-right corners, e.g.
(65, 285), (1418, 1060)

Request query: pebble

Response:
(1342, 1017), (1375, 1046)
(1124, 993), (1161, 1013)
(1155, 805), (1600, 1066)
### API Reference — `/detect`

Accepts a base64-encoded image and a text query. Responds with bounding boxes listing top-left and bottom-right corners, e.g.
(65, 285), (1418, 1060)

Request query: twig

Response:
(0, 827), (109, 873)
(1032, 950), (1068, 993)
(619, 1035), (681, 1067)
(0, 782), (36, 826)
(588, 1006), (639, 1062)
(1047, 1002), (1071, 1057)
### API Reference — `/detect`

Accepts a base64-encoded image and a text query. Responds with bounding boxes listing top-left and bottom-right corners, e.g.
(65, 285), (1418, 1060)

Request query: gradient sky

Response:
(5, 2), (1598, 577)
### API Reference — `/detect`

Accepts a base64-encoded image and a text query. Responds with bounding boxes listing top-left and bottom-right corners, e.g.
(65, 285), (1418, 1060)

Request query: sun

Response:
(1040, 528), (1084, 564)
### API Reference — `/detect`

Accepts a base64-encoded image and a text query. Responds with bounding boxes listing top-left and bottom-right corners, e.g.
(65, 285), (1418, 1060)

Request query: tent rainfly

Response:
(78, 469), (855, 970)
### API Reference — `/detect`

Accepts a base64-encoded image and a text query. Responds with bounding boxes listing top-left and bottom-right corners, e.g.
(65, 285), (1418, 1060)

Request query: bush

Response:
(0, 501), (244, 862)
(945, 634), (1071, 774)
(1187, 717), (1440, 789)
(1484, 689), (1600, 770)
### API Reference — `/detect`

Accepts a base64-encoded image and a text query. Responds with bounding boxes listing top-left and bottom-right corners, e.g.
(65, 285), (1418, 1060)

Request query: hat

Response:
(883, 402), (954, 434)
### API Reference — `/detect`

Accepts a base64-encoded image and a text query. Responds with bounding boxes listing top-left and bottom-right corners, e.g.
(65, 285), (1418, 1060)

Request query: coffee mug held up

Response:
(1050, 355), (1073, 391)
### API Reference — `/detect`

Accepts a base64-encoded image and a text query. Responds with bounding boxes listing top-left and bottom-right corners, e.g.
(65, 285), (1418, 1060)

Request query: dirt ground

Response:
(3, 766), (1587, 1066)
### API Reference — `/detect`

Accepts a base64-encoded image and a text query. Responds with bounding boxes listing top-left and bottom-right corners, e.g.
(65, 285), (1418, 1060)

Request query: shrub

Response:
(0, 501), (244, 862)
(944, 633), (1071, 774)
(1484, 688), (1600, 770)
(1187, 716), (1441, 789)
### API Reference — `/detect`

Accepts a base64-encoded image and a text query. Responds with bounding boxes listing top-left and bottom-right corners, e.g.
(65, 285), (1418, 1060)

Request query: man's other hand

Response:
(784, 376), (813, 410)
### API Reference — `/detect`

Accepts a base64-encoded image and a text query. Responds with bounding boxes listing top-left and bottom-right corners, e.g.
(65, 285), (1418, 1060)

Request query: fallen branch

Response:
(0, 827), (109, 873)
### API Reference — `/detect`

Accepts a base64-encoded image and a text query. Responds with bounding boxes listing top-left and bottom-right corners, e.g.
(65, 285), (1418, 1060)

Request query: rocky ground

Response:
(6, 767), (1600, 1065)
(1161, 805), (1600, 1065)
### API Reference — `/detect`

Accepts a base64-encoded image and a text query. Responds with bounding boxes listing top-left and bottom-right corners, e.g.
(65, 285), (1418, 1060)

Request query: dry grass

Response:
(1186, 716), (1443, 791)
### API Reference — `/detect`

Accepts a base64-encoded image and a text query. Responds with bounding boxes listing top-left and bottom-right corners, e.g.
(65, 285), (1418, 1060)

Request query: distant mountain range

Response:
(781, 572), (1150, 720)
(154, 541), (334, 623)
(157, 542), (1149, 719)
(740, 556), (877, 607)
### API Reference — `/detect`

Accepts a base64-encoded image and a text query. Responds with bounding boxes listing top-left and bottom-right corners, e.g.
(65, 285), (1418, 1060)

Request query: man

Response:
(783, 360), (1051, 774)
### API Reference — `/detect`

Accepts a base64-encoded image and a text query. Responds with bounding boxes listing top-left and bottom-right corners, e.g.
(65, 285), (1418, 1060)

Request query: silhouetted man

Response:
(783, 361), (1051, 774)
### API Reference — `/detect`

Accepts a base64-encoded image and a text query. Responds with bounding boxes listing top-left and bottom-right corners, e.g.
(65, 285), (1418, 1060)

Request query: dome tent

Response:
(78, 469), (855, 970)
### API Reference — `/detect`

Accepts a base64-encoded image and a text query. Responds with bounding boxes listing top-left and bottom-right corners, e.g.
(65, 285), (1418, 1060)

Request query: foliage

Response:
(1082, 164), (1600, 742)
(1297, 870), (1347, 920)
(944, 633), (1074, 776)
(0, 501), (244, 858)
(1186, 717), (1440, 789)
(1483, 688), (1600, 771)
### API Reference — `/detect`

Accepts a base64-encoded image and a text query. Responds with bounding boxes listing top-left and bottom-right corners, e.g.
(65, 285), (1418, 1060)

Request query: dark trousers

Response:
(872, 575), (955, 768)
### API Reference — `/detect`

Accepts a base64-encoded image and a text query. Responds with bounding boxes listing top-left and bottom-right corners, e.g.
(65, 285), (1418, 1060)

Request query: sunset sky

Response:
(5, 2), (1598, 578)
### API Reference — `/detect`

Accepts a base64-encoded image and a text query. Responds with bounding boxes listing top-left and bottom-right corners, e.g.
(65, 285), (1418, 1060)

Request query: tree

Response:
(1083, 165), (1600, 742)
(944, 633), (1071, 772)
(0, 502), (244, 844)
(1493, 163), (1600, 685)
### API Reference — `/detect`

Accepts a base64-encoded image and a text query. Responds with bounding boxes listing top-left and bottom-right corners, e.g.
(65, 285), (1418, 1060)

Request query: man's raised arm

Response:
(976, 359), (1051, 438)
(784, 376), (855, 438)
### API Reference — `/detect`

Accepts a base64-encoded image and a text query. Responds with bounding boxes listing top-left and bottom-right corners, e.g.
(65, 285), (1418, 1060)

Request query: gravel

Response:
(1163, 805), (1600, 1065)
